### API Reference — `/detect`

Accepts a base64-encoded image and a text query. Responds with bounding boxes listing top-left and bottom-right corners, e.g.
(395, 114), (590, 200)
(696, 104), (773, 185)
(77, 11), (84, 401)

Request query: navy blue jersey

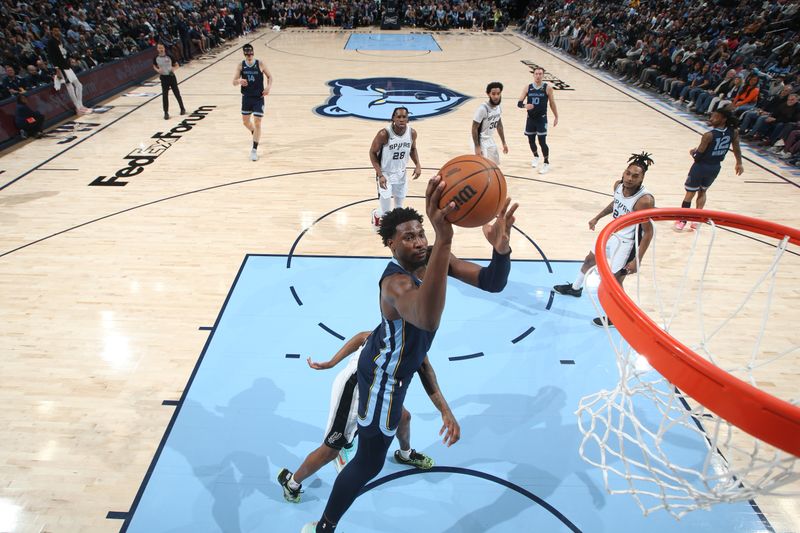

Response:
(357, 260), (436, 438)
(695, 127), (733, 165)
(240, 59), (264, 96)
(526, 82), (548, 118)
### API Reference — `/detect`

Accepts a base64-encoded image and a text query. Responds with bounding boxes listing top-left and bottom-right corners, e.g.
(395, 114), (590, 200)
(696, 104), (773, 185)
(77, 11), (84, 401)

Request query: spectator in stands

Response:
(14, 91), (45, 139)
(47, 26), (90, 114)
(2, 65), (25, 97)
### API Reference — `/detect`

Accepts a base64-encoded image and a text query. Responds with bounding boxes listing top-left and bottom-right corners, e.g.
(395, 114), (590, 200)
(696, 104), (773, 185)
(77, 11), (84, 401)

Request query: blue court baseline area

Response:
(345, 34), (441, 51)
(123, 254), (769, 533)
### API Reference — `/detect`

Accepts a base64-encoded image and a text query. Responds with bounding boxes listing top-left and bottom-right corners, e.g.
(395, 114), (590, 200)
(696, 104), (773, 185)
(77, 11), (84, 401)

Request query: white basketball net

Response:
(576, 217), (800, 519)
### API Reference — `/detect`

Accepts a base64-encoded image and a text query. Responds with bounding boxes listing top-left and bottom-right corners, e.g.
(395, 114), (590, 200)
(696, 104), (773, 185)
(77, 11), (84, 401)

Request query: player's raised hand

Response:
(426, 174), (455, 239)
(482, 197), (518, 254)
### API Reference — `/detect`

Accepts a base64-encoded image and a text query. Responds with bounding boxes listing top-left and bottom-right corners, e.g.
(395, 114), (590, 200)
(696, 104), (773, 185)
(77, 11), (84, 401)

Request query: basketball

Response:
(437, 155), (507, 227)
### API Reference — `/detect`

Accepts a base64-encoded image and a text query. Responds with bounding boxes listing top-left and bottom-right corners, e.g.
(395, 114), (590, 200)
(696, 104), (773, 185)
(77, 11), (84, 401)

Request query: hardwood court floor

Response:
(0, 27), (797, 532)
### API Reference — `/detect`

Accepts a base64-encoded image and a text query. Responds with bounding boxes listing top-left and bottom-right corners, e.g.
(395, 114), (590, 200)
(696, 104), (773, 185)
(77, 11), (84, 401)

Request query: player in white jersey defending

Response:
(276, 324), (450, 503)
(552, 153), (656, 327)
(369, 107), (422, 231)
(472, 81), (508, 164)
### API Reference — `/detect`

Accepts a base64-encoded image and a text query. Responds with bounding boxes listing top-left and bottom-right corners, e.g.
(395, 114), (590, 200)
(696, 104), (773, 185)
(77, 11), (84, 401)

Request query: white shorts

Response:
(480, 140), (500, 165)
(595, 233), (635, 274)
(377, 179), (408, 200)
(64, 68), (79, 84)
(323, 354), (359, 450)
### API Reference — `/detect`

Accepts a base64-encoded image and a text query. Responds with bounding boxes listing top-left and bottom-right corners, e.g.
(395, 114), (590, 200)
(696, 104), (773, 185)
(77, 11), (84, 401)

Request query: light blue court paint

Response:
(345, 33), (441, 51)
(124, 255), (770, 533)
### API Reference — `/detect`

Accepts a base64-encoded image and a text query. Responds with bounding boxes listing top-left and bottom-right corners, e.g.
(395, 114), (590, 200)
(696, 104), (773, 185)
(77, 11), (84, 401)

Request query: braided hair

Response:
(627, 152), (654, 173)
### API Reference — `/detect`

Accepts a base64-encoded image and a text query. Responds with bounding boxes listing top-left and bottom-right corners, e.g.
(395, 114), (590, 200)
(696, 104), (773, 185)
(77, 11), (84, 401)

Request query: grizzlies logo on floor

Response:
(315, 77), (470, 121)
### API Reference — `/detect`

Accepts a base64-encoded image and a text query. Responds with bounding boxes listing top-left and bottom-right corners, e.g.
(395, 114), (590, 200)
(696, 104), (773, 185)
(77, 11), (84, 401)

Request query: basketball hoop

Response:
(576, 207), (800, 518)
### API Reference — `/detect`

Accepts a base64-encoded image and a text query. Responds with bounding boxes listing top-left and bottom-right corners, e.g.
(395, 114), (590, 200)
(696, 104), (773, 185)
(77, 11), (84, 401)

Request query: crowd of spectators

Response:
(266, 0), (513, 32)
(0, 0), (264, 102)
(0, 0), (520, 107)
(519, 0), (800, 166)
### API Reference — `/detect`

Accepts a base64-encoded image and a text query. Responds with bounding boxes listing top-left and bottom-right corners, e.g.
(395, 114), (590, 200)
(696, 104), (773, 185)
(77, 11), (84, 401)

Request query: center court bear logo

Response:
(315, 77), (470, 121)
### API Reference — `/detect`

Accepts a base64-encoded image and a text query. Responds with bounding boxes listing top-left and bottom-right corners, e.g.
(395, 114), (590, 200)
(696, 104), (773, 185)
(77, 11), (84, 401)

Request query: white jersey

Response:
(473, 102), (502, 143)
(612, 182), (652, 240)
(380, 125), (413, 184)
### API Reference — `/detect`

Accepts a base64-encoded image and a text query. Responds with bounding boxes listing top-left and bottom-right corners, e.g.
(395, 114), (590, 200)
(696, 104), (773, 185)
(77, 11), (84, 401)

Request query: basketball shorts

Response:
(479, 140), (500, 164)
(685, 162), (721, 191)
(241, 95), (265, 117)
(595, 232), (635, 275)
(525, 115), (548, 136)
(377, 174), (408, 200)
(323, 355), (360, 450)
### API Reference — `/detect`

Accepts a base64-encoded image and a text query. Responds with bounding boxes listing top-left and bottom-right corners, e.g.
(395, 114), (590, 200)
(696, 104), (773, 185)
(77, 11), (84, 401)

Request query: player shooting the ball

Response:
(302, 175), (518, 533)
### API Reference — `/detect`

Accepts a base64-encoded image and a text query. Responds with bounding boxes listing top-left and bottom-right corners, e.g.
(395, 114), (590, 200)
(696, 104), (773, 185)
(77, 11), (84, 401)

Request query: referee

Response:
(153, 43), (186, 120)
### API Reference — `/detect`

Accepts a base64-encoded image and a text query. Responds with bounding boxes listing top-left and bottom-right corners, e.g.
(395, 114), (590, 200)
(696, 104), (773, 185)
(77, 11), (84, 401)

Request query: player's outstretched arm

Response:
(448, 197), (518, 292)
(384, 176), (455, 331)
(307, 331), (371, 370)
(417, 356), (460, 447)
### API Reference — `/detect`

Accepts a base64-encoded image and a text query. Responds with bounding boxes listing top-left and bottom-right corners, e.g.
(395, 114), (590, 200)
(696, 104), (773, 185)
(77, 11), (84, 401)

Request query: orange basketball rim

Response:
(595, 207), (800, 457)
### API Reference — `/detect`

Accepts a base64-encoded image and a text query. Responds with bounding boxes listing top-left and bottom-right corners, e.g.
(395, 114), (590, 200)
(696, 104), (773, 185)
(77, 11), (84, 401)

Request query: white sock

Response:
(572, 272), (585, 291)
(288, 474), (301, 489)
(398, 448), (411, 460)
(378, 196), (391, 215)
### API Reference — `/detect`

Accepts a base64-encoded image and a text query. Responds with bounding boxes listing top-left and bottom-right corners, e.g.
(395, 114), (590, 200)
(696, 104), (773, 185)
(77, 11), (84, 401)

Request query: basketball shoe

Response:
(592, 316), (614, 328)
(539, 163), (550, 174)
(250, 148), (258, 161)
(277, 468), (302, 503)
(531, 156), (539, 168)
(334, 444), (354, 473)
(394, 449), (434, 469)
(301, 522), (317, 533)
(553, 283), (582, 297)
(673, 220), (687, 231)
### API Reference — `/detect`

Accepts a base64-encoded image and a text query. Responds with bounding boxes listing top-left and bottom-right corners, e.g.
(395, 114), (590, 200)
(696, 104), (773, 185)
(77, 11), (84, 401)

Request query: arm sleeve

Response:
(477, 249), (511, 293)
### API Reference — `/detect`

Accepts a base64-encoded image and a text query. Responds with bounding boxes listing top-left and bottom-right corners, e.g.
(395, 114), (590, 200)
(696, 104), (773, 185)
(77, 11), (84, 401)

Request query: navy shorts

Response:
(685, 162), (721, 191)
(241, 95), (265, 116)
(525, 115), (548, 136)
